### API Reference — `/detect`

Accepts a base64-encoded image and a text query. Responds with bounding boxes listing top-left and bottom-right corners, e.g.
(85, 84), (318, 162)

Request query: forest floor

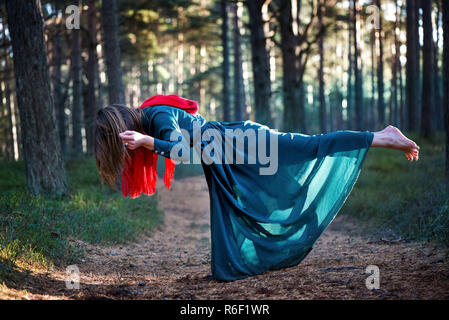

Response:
(1, 175), (449, 300)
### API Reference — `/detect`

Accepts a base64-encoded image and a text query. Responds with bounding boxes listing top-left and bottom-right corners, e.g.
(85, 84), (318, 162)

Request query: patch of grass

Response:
(341, 133), (449, 246)
(0, 156), (163, 280)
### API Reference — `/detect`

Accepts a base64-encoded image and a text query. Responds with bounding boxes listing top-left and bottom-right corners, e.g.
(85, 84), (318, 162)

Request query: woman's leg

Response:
(371, 125), (420, 162)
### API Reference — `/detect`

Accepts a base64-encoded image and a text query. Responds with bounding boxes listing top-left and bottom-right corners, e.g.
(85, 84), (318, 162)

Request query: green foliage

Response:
(0, 157), (163, 279)
(341, 134), (449, 246)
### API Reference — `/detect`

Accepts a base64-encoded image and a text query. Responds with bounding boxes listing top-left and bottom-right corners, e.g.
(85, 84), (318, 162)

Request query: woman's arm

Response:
(119, 108), (185, 158)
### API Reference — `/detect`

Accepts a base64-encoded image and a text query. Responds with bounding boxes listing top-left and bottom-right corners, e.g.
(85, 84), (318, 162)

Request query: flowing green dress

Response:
(141, 105), (374, 281)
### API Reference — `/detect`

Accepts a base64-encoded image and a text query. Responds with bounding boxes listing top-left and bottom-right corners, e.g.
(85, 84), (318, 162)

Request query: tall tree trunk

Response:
(399, 1), (406, 129)
(318, 0), (327, 132)
(347, 5), (354, 130)
(52, 32), (66, 156)
(370, 26), (377, 130)
(392, 0), (400, 127)
(232, 2), (246, 121)
(331, 88), (343, 130)
(442, 0), (449, 175)
(246, 0), (273, 127)
(375, 0), (385, 128)
(434, 0), (443, 130)
(5, 0), (68, 195)
(406, 0), (420, 131)
(399, 55), (405, 129)
(421, 0), (434, 139)
(353, 0), (363, 131)
(277, 0), (302, 132)
(221, 0), (231, 122)
(95, 17), (104, 108)
(101, 0), (125, 104)
(2, 23), (15, 161)
(175, 11), (184, 97)
(85, 0), (98, 155)
(70, 0), (83, 155)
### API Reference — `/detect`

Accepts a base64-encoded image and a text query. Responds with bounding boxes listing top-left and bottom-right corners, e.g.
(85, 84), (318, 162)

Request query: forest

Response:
(0, 0), (448, 300)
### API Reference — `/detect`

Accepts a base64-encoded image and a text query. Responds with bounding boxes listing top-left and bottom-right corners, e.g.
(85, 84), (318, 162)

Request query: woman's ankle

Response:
(372, 131), (393, 148)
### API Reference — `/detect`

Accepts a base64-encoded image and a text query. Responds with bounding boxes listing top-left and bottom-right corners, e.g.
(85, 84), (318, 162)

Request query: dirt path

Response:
(3, 176), (449, 300)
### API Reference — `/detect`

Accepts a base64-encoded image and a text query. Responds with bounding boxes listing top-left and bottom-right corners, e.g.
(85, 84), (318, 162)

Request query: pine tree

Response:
(5, 0), (68, 195)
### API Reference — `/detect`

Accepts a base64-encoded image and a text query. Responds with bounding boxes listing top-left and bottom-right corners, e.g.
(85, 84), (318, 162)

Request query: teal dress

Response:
(141, 105), (374, 281)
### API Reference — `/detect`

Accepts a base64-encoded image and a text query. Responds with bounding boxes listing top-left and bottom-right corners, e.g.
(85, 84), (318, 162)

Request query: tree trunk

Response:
(330, 88), (343, 130)
(101, 0), (125, 104)
(442, 0), (449, 176)
(406, 0), (420, 131)
(246, 0), (273, 127)
(2, 23), (15, 161)
(52, 32), (67, 156)
(5, 0), (68, 196)
(399, 1), (406, 130)
(221, 0), (231, 122)
(85, 0), (99, 155)
(347, 6), (354, 130)
(370, 27), (377, 131)
(277, 0), (302, 132)
(434, 0), (443, 130)
(391, 0), (400, 127)
(70, 0), (83, 155)
(232, 2), (246, 121)
(421, 0), (434, 139)
(353, 0), (363, 131)
(318, 0), (327, 133)
(374, 0), (385, 128)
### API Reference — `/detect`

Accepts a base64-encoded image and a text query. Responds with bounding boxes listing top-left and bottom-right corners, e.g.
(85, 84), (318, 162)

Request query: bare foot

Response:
(384, 125), (419, 161)
(373, 126), (420, 162)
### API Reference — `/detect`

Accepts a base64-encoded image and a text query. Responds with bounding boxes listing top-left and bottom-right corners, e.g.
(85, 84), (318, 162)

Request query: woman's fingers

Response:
(119, 131), (147, 150)
(405, 152), (412, 162)
(121, 136), (135, 143)
(119, 130), (136, 138)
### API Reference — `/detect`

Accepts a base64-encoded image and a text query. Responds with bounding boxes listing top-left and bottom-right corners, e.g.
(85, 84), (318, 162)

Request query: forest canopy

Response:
(0, 0), (448, 194)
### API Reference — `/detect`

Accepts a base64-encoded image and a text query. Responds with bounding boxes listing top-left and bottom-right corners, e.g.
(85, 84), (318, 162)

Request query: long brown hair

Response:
(94, 104), (145, 189)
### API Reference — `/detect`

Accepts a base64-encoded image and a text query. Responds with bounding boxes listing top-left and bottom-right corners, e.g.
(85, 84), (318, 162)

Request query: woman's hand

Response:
(119, 131), (154, 151)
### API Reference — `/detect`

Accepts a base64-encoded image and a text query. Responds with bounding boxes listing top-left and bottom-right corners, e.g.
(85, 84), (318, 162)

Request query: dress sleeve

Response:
(148, 108), (184, 159)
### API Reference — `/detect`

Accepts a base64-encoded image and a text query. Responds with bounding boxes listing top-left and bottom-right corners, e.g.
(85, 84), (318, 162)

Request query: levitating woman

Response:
(94, 95), (419, 281)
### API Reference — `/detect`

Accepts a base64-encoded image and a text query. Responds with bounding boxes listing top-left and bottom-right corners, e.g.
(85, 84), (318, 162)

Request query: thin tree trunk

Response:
(374, 0), (385, 129)
(85, 0), (98, 155)
(434, 0), (443, 130)
(277, 0), (302, 132)
(2, 23), (14, 161)
(421, 0), (434, 139)
(399, 57), (405, 129)
(5, 0), (68, 195)
(347, 5), (354, 130)
(52, 32), (67, 156)
(442, 0), (449, 175)
(246, 0), (273, 127)
(318, 0), (327, 132)
(399, 0), (406, 129)
(392, 0), (400, 127)
(70, 0), (83, 155)
(101, 0), (125, 104)
(221, 0), (231, 122)
(370, 27), (377, 130)
(232, 2), (246, 121)
(353, 0), (363, 131)
(406, 0), (420, 131)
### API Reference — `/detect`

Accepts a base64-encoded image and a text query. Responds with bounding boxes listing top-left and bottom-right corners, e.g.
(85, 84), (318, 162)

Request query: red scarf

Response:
(121, 95), (199, 198)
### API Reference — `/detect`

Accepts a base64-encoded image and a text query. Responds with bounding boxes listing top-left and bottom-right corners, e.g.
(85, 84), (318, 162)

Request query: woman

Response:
(94, 95), (419, 281)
